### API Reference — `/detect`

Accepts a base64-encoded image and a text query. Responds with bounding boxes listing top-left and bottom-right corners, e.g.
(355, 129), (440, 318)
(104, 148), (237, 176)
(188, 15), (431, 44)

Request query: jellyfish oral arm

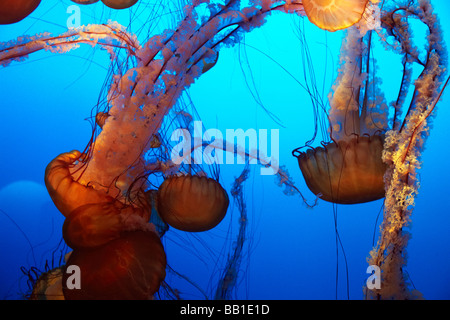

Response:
(71, 0), (307, 197)
(367, 1), (448, 299)
(1, 0), (309, 199)
(0, 23), (140, 67)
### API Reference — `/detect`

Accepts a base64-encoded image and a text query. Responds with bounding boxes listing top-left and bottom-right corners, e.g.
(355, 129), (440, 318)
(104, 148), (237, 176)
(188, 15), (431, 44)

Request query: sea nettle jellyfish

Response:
(101, 0), (138, 10)
(293, 2), (387, 204)
(70, 0), (100, 5)
(1, 0), (367, 299)
(302, 0), (369, 32)
(70, 0), (139, 9)
(157, 174), (229, 232)
(294, 0), (448, 299)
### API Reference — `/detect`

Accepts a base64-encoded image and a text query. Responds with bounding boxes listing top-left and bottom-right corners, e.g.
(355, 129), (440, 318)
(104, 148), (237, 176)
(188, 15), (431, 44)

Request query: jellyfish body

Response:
(63, 202), (134, 248)
(101, 0), (138, 10)
(29, 267), (64, 300)
(296, 134), (386, 204)
(45, 151), (115, 217)
(0, 0), (41, 25)
(294, 11), (388, 204)
(63, 230), (166, 300)
(157, 175), (229, 232)
(302, 0), (369, 32)
(44, 151), (165, 299)
(70, 0), (99, 4)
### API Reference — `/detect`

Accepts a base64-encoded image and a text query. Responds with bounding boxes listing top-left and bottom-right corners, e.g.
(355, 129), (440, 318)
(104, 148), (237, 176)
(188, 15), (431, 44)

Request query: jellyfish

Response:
(70, 0), (139, 9)
(0, 0), (41, 25)
(71, 0), (99, 4)
(293, 1), (387, 204)
(101, 0), (138, 10)
(294, 0), (448, 299)
(302, 0), (369, 32)
(63, 230), (166, 300)
(157, 174), (229, 232)
(31, 267), (65, 300)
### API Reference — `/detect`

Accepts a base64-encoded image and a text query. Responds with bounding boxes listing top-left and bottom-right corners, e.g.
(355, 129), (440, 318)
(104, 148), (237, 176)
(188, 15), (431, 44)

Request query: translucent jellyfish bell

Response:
(70, 0), (100, 4)
(157, 175), (229, 232)
(101, 0), (138, 9)
(295, 135), (386, 204)
(302, 0), (369, 32)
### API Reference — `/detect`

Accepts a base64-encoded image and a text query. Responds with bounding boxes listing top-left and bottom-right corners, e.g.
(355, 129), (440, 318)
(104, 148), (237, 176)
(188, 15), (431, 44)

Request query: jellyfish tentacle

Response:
(0, 23), (140, 67)
(76, 0), (307, 197)
(366, 0), (448, 299)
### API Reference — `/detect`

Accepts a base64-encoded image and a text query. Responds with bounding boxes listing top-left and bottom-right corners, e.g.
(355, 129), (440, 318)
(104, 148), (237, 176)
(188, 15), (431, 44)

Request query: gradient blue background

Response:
(1, 0), (449, 300)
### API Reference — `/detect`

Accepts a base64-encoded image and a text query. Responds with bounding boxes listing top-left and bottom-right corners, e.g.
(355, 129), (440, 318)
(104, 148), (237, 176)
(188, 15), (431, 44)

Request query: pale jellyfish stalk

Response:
(366, 0), (448, 299)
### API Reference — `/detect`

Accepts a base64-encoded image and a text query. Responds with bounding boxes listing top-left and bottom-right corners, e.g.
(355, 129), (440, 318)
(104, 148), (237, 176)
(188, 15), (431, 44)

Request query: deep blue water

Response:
(1, 0), (450, 300)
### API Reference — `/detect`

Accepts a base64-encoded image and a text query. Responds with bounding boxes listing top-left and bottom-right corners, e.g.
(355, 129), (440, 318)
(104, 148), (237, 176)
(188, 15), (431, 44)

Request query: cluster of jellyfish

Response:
(0, 0), (449, 300)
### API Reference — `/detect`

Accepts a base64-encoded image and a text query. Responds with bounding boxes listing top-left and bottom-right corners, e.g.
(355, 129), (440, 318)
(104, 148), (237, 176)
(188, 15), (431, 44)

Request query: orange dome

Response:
(70, 0), (99, 4)
(63, 231), (166, 300)
(101, 0), (138, 9)
(0, 0), (41, 25)
(157, 175), (229, 232)
(295, 134), (386, 204)
(302, 0), (369, 32)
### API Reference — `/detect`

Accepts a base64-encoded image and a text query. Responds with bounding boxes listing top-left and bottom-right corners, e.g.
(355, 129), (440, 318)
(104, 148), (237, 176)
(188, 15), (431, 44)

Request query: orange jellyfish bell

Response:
(45, 150), (152, 247)
(157, 175), (229, 232)
(294, 134), (386, 204)
(95, 111), (110, 128)
(70, 0), (99, 4)
(0, 0), (41, 25)
(302, 0), (369, 32)
(63, 230), (166, 300)
(101, 0), (138, 9)
(44, 150), (116, 217)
